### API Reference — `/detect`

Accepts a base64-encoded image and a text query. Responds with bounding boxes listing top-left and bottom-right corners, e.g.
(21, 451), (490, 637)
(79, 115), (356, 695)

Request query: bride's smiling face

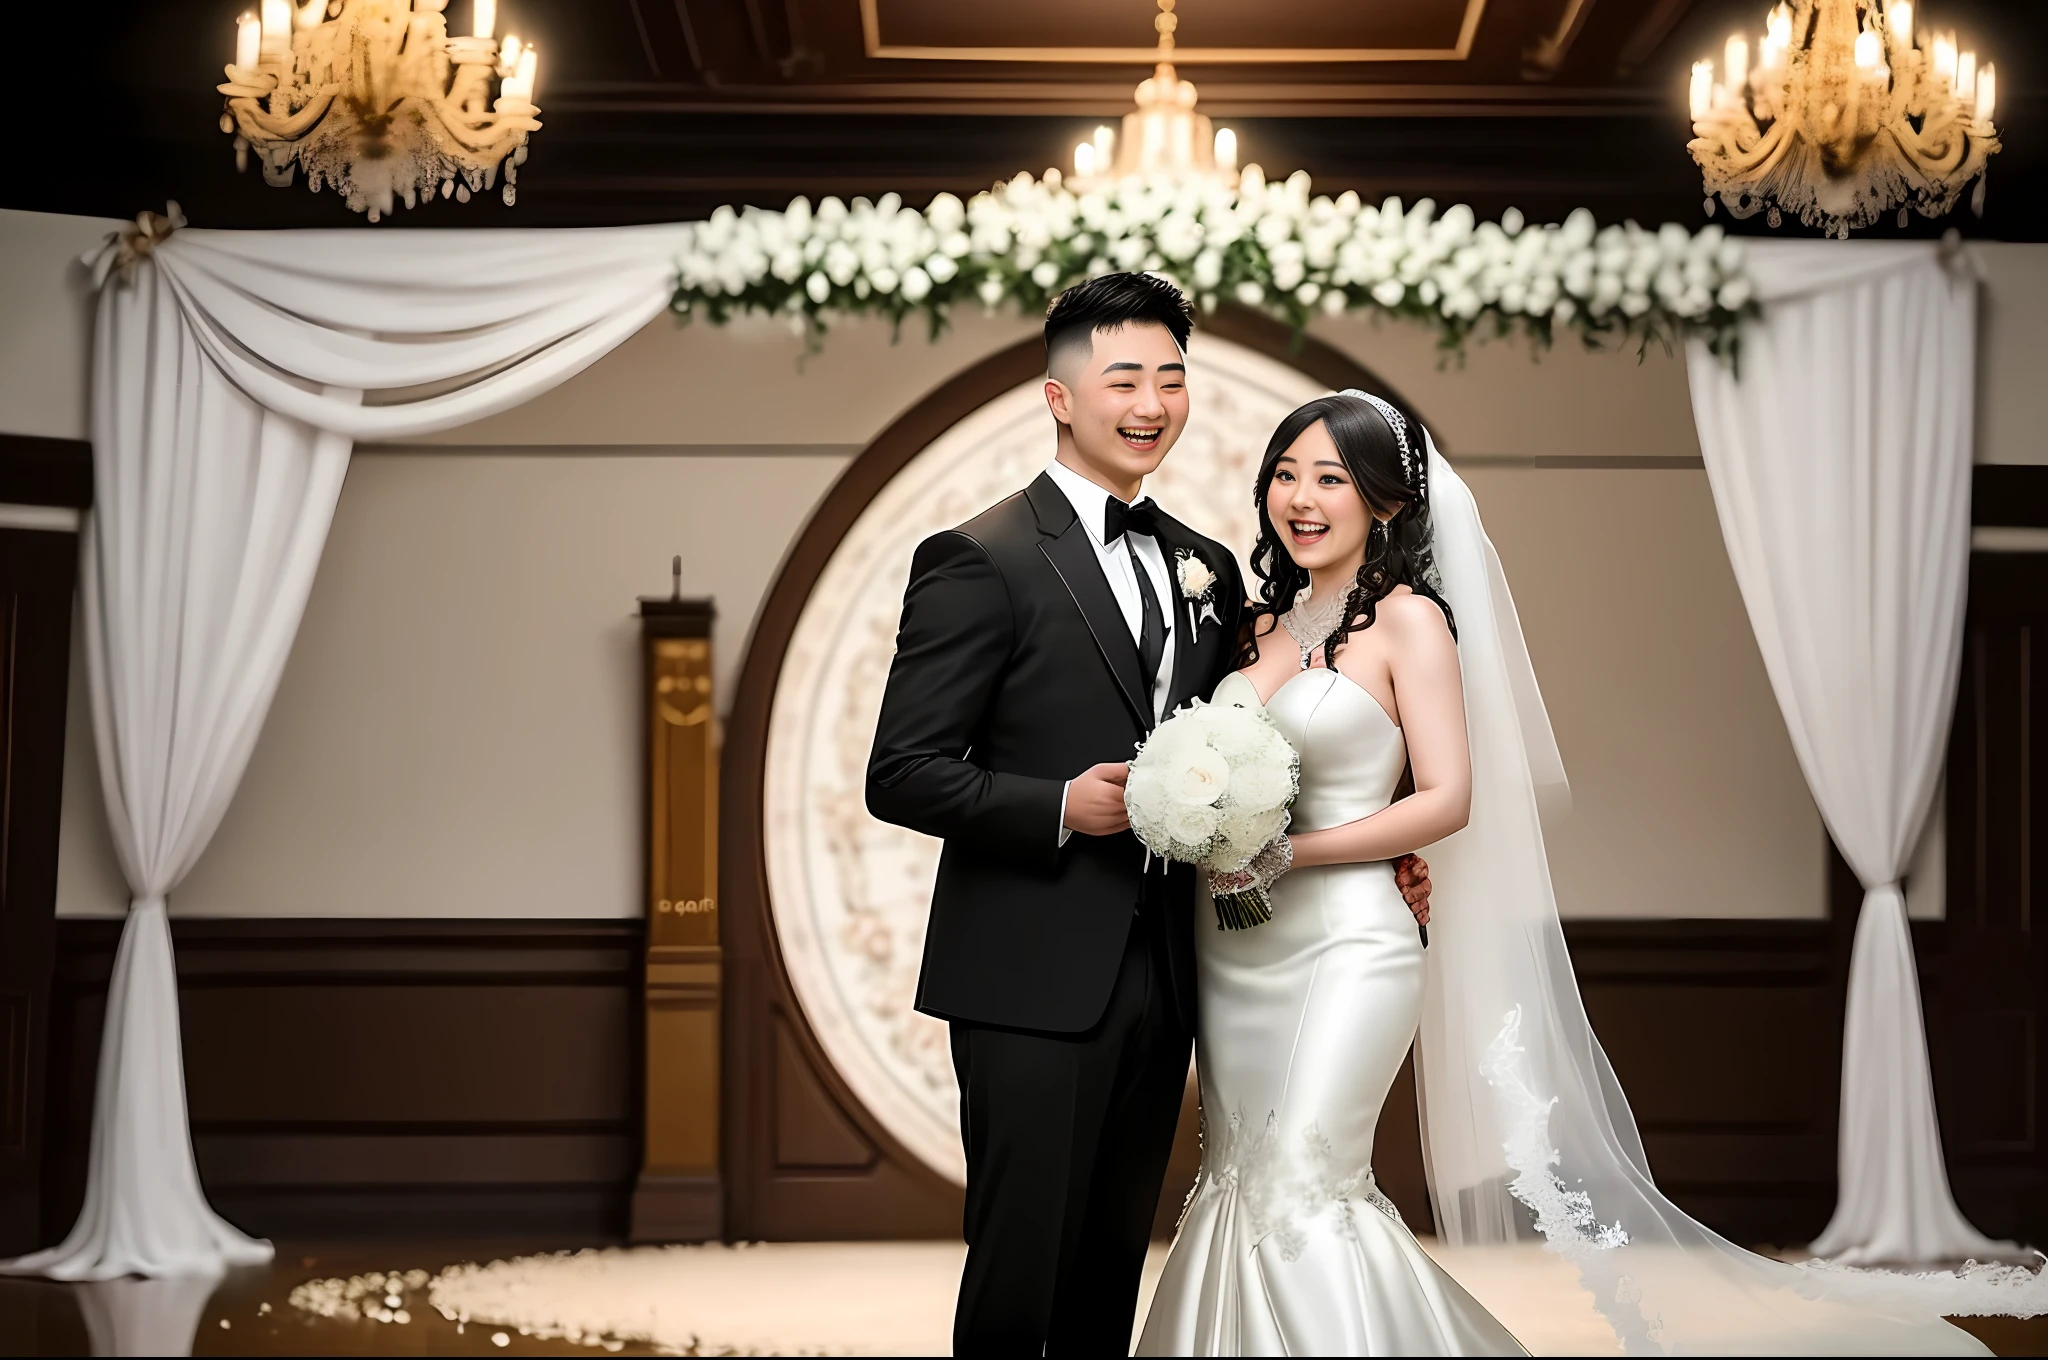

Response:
(1267, 420), (1402, 572)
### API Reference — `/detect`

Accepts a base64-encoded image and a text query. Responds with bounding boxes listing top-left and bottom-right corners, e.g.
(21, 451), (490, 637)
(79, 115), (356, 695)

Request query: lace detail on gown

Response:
(1195, 1106), (1405, 1263)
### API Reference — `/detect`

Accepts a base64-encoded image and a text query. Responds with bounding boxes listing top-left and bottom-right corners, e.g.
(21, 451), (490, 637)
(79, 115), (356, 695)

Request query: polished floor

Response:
(0, 1237), (2041, 1357)
(0, 1243), (670, 1358)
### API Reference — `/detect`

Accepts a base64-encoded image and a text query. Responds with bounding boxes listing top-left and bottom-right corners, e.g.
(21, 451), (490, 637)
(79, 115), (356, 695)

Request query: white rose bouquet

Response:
(1124, 697), (1301, 930)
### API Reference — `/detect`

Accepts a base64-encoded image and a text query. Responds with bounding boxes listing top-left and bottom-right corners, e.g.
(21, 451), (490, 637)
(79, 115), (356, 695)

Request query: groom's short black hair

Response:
(1045, 273), (1195, 380)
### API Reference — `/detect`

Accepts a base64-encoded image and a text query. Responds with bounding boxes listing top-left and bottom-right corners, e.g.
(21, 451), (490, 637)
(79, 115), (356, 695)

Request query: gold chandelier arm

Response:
(228, 87), (341, 144)
(415, 94), (540, 157)
(1697, 117), (1796, 181)
(1891, 119), (1971, 181)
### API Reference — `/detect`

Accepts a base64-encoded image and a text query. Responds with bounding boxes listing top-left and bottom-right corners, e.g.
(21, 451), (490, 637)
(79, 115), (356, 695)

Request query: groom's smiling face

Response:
(1044, 322), (1189, 497)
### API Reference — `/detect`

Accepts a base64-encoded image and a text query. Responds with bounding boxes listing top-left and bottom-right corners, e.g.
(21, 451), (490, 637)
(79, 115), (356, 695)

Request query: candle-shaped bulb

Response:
(1760, 17), (1786, 73)
(1973, 62), (1994, 120)
(1892, 1), (1913, 48)
(1957, 49), (1976, 100)
(1074, 142), (1096, 178)
(260, 0), (290, 55)
(499, 34), (521, 76)
(1093, 124), (1115, 166)
(1689, 59), (1715, 120)
(1934, 31), (1956, 82)
(1725, 35), (1749, 90)
(236, 11), (261, 68)
(515, 45), (538, 100)
(1214, 126), (1237, 173)
(474, 0), (495, 39)
(1854, 30), (1881, 69)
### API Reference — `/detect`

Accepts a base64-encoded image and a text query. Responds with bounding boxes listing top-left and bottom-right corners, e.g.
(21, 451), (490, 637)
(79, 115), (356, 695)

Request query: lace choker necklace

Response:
(1280, 585), (1352, 670)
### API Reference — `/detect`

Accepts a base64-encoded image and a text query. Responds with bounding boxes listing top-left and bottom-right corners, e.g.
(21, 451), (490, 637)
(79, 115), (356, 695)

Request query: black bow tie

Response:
(1102, 497), (1163, 546)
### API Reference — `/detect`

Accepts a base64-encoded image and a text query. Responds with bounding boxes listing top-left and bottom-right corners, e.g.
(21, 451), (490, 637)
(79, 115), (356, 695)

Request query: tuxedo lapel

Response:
(1029, 475), (1152, 730)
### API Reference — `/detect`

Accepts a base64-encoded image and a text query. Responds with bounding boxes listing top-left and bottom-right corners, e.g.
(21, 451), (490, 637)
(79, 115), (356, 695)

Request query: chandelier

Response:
(1686, 1), (1998, 237)
(1065, 0), (1242, 190)
(218, 0), (542, 222)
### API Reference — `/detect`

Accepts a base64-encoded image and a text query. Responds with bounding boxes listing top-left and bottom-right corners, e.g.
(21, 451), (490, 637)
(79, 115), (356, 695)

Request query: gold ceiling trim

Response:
(858, 0), (1488, 64)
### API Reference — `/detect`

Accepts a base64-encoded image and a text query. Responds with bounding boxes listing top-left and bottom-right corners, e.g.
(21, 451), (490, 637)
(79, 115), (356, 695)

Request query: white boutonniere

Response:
(1176, 551), (1222, 632)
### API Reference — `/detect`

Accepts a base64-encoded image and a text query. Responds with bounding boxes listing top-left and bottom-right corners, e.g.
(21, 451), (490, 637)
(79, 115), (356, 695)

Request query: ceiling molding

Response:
(1524, 0), (1601, 79)
(1616, 0), (1701, 74)
(856, 0), (1489, 64)
(547, 80), (1663, 118)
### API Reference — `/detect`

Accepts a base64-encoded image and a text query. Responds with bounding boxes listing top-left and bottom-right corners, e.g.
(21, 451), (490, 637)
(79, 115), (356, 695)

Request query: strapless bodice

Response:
(1214, 668), (1407, 833)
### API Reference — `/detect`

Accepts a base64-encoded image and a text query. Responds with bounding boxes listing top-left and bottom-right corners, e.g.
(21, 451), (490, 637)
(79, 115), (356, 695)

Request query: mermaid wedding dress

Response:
(1138, 418), (2010, 1355)
(1136, 665), (1526, 1357)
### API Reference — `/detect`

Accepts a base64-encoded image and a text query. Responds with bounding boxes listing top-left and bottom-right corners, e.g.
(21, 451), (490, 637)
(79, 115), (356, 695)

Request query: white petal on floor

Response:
(428, 1242), (965, 1356)
(415, 1236), (1615, 1356)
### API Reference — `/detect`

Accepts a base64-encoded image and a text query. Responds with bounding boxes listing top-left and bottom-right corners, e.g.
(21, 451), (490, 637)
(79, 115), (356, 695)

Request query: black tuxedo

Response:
(867, 470), (1244, 1354)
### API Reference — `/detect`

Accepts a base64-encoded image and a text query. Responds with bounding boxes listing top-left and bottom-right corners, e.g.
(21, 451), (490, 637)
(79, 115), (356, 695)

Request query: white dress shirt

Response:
(1044, 459), (1178, 843)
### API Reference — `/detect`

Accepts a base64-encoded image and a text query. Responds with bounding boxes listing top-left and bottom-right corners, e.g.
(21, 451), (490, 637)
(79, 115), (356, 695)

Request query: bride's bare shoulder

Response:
(1377, 586), (1453, 641)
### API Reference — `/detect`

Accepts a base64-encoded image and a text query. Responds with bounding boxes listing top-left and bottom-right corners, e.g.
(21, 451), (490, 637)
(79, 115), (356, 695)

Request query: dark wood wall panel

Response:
(0, 437), (92, 510)
(1567, 920), (1848, 1246)
(38, 911), (2029, 1248)
(43, 920), (643, 1245)
(0, 523), (85, 1257)
(1939, 548), (2048, 1241)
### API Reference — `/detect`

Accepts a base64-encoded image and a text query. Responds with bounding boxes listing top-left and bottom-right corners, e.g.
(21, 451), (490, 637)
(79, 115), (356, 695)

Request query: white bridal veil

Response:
(1411, 432), (2043, 1355)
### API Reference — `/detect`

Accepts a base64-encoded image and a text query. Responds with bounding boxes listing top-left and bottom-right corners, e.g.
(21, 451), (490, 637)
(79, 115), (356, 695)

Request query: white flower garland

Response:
(669, 170), (1755, 364)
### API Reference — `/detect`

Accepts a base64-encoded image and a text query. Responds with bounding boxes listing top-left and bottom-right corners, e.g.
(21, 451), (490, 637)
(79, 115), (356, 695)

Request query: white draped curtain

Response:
(4, 218), (1996, 1279)
(5, 223), (685, 1280)
(1687, 240), (2003, 1266)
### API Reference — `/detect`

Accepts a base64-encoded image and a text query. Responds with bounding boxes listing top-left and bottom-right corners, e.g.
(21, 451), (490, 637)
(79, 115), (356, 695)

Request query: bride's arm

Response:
(1287, 595), (1471, 869)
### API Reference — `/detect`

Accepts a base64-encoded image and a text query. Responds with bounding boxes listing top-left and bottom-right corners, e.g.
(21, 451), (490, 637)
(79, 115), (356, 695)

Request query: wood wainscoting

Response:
(0, 433), (90, 1259)
(1370, 918), (1923, 1249)
(33, 912), (1978, 1249)
(1569, 916), (1909, 1250)
(1933, 470), (2048, 1242)
(42, 919), (643, 1245)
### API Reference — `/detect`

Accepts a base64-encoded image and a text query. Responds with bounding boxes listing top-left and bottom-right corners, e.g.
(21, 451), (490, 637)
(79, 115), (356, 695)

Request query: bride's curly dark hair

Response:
(1235, 391), (1455, 672)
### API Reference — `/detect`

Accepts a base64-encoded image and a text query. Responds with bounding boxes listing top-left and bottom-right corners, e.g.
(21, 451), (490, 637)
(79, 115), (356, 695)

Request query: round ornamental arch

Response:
(716, 308), (1430, 1236)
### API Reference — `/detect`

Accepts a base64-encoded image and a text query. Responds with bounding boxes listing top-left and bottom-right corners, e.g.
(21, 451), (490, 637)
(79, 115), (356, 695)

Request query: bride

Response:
(1137, 390), (2006, 1356)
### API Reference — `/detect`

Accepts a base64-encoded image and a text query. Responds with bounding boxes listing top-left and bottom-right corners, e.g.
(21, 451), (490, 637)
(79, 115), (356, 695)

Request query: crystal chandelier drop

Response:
(1065, 0), (1243, 190)
(217, 0), (543, 222)
(1686, 1), (1998, 238)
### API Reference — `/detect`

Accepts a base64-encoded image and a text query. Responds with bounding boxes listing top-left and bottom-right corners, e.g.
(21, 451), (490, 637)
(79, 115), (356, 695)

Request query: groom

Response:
(867, 274), (1432, 1354)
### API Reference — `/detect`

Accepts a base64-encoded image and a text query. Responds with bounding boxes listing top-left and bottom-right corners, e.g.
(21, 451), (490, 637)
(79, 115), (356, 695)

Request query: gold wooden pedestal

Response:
(631, 596), (723, 1242)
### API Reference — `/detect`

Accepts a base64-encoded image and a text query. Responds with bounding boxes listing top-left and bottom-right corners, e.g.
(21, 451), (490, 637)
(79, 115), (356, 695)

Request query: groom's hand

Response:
(1395, 853), (1432, 926)
(1063, 762), (1133, 836)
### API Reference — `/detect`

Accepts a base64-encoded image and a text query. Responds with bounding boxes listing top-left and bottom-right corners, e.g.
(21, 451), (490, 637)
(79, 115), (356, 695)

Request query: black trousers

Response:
(948, 906), (1193, 1356)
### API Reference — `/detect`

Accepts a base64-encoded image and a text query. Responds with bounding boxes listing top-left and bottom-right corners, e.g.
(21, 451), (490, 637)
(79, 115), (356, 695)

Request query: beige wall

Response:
(1976, 243), (2048, 466)
(173, 453), (852, 919)
(54, 308), (1041, 919)
(0, 208), (118, 441)
(18, 205), (2044, 922)
(1304, 314), (1819, 917)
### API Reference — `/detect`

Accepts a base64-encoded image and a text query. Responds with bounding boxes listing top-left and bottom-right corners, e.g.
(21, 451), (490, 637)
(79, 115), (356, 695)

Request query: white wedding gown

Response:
(1138, 666), (1525, 1357)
